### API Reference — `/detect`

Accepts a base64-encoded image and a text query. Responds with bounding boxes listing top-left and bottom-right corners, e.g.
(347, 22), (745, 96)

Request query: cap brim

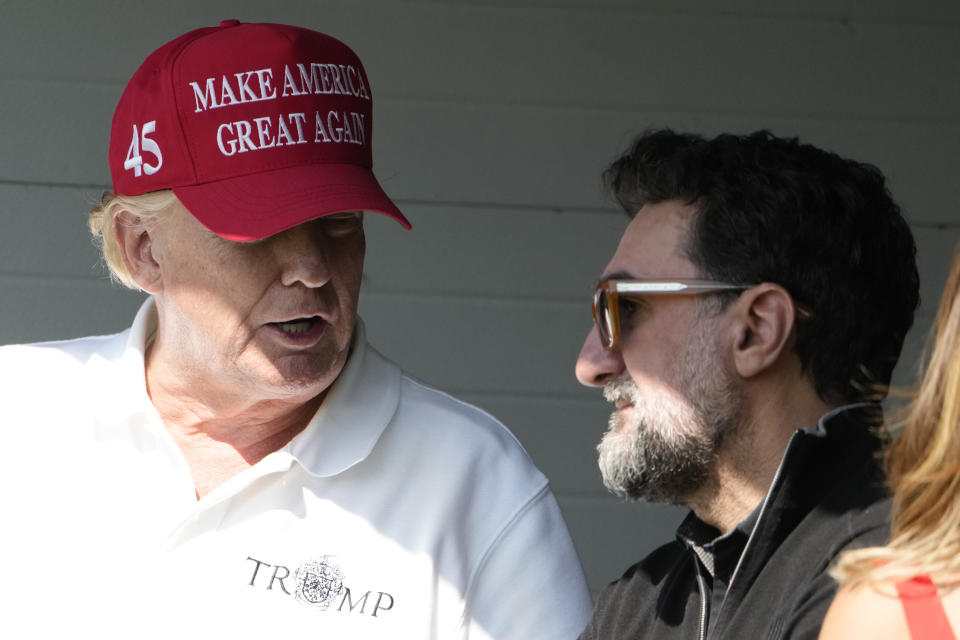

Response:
(173, 163), (410, 241)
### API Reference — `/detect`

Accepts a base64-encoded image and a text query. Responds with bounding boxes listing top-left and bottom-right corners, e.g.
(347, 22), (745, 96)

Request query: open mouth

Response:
(266, 316), (327, 343)
(270, 317), (320, 334)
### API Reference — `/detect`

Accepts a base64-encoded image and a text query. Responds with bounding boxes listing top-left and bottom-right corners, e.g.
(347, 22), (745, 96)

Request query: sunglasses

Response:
(592, 279), (754, 351)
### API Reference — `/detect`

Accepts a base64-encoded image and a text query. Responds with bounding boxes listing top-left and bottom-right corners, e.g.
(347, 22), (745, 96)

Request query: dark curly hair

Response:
(604, 129), (919, 403)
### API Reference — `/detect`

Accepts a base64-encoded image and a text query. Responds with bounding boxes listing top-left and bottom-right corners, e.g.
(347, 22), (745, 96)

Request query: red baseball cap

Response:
(109, 20), (410, 240)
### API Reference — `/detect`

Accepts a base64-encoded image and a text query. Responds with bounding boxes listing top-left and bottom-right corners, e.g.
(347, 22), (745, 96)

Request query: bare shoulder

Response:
(819, 582), (910, 640)
(940, 584), (960, 636)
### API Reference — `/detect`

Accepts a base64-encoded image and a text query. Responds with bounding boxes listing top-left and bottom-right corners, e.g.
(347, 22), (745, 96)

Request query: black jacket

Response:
(579, 405), (891, 640)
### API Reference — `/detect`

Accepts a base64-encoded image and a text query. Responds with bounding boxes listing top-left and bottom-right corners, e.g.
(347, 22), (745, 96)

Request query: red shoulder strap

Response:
(895, 575), (957, 640)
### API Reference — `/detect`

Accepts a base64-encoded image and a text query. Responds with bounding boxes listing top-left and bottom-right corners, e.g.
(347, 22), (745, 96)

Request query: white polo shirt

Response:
(0, 300), (591, 639)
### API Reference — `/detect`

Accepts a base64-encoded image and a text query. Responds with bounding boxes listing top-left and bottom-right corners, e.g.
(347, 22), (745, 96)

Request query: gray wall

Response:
(2, 0), (959, 596)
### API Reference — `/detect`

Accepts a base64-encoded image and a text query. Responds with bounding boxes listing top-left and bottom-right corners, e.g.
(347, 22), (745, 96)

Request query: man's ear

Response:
(730, 284), (797, 379)
(114, 211), (163, 294)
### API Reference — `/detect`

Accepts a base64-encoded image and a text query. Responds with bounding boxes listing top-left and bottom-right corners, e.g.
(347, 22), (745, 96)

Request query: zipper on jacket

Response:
(718, 430), (798, 618)
(693, 555), (709, 640)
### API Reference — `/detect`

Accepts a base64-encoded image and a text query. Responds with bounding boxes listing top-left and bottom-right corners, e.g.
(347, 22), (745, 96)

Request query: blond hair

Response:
(89, 190), (176, 289)
(832, 244), (960, 587)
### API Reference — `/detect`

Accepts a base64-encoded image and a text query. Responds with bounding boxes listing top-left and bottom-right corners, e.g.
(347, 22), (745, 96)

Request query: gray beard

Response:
(596, 324), (742, 504)
(597, 398), (716, 503)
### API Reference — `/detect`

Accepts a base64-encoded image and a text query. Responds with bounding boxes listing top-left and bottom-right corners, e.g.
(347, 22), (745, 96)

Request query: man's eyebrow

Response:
(596, 270), (636, 286)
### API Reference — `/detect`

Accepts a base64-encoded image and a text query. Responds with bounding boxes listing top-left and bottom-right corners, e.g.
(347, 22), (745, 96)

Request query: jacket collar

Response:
(711, 403), (887, 635)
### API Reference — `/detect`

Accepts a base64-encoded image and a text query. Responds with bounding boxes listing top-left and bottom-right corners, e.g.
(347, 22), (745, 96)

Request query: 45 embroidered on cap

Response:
(109, 19), (410, 241)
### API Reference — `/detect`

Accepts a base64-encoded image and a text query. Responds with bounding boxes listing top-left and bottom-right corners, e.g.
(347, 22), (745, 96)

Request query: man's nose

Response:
(277, 224), (331, 288)
(575, 325), (626, 387)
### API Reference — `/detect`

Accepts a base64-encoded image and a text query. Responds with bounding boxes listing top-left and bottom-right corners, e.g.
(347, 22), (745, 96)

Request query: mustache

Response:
(602, 378), (638, 405)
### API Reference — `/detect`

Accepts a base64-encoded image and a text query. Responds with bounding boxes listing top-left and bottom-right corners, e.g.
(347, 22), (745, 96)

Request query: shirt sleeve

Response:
(460, 485), (593, 640)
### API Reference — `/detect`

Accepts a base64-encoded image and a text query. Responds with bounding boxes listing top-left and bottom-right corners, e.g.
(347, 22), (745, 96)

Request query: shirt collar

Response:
(677, 508), (755, 581)
(96, 297), (401, 478)
(284, 318), (401, 477)
(91, 297), (159, 426)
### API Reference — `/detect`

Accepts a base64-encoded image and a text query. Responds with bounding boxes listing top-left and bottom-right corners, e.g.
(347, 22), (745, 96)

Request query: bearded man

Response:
(574, 129), (919, 639)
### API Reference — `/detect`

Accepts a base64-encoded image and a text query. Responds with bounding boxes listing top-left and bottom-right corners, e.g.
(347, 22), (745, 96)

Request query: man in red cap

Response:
(0, 21), (590, 638)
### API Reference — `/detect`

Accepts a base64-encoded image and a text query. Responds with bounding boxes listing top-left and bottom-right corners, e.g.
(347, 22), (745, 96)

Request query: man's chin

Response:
(596, 423), (709, 504)
(261, 346), (349, 389)
(244, 361), (340, 404)
(597, 429), (649, 501)
(599, 467), (695, 505)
